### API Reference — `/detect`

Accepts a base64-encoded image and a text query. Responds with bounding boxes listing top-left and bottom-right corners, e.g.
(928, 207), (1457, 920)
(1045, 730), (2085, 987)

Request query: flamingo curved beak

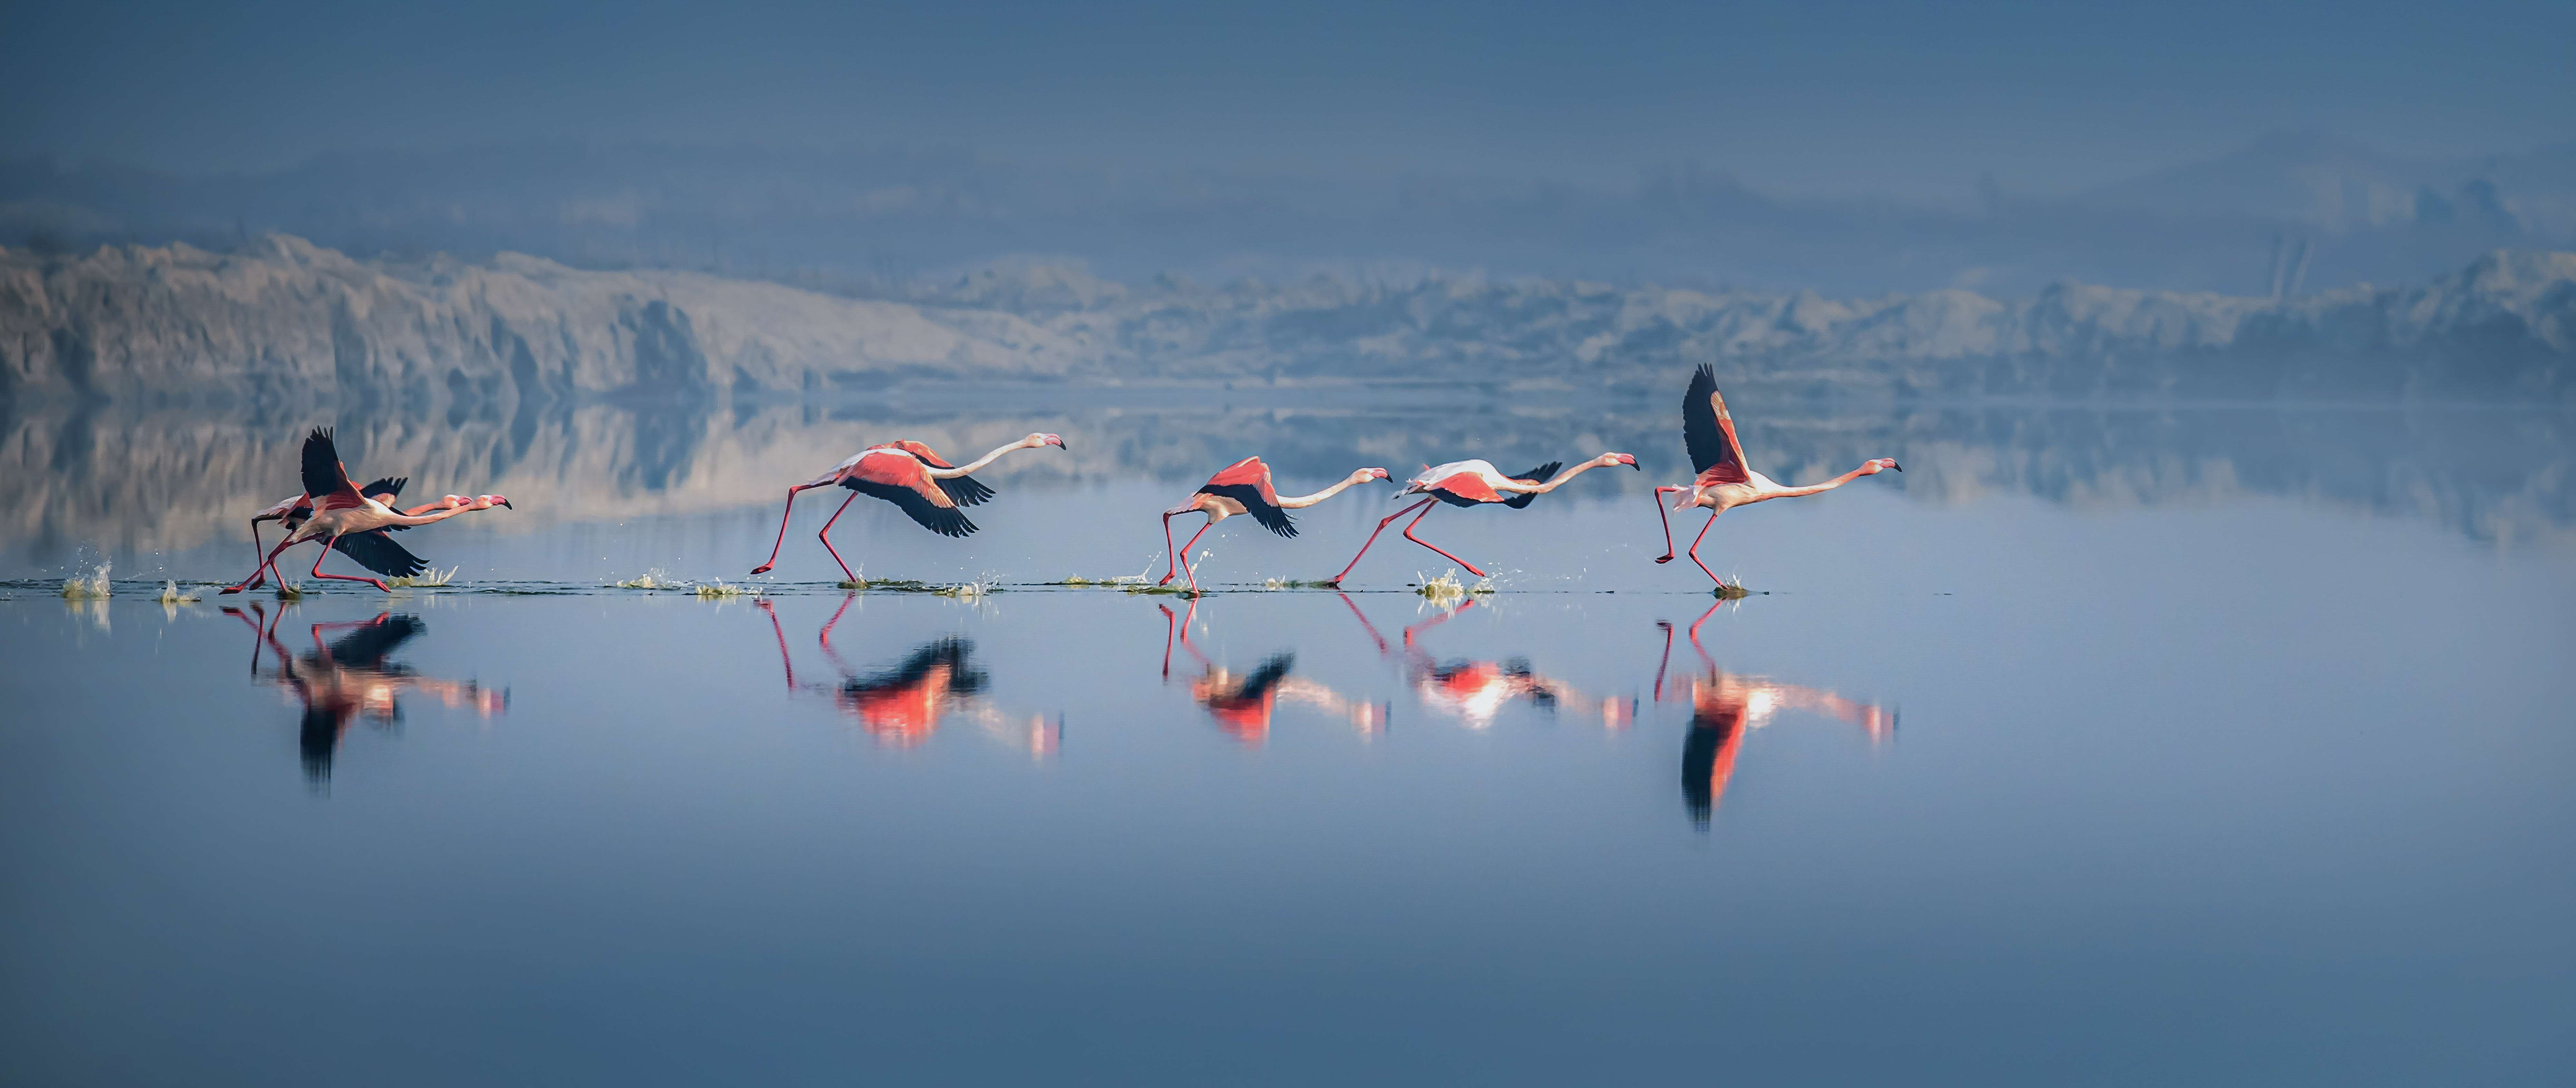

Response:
(1890, 462), (1903, 472)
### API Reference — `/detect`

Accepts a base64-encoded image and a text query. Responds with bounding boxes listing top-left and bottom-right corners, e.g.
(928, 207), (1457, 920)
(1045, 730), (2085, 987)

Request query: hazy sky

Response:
(5, 0), (2570, 197)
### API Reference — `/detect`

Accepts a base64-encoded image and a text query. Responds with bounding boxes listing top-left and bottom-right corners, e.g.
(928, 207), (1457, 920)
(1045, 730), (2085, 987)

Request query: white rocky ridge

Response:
(2, 235), (2569, 400)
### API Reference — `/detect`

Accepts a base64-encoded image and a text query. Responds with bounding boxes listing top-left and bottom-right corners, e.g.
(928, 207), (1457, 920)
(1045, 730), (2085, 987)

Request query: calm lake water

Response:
(3, 392), (2572, 1084)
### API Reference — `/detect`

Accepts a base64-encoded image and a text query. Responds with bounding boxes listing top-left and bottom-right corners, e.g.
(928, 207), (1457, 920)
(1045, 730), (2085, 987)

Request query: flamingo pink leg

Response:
(1167, 519), (1216, 592)
(1653, 487), (1688, 563)
(812, 491), (862, 583)
(1327, 497), (1435, 586)
(749, 483), (827, 576)
(307, 535), (392, 592)
(1400, 502), (1486, 578)
(1157, 512), (1184, 585)
(222, 536), (303, 595)
(1684, 510), (1724, 587)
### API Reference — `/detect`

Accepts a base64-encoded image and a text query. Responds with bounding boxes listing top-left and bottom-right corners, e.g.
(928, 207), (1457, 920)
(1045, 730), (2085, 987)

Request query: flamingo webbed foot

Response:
(1654, 555), (1674, 564)
(749, 564), (774, 576)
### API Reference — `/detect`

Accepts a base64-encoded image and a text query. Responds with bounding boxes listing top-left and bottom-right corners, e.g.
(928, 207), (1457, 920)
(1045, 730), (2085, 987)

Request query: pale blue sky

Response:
(5, 0), (2570, 197)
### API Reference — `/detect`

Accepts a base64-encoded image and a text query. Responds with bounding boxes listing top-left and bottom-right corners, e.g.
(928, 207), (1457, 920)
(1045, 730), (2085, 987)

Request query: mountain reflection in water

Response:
(4, 392), (2569, 557)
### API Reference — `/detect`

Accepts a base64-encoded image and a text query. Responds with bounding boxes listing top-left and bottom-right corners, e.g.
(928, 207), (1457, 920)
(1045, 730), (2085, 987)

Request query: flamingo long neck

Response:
(1524, 460), (1613, 494)
(934, 439), (1036, 478)
(377, 503), (477, 529)
(1276, 472), (1373, 509)
(1764, 463), (1876, 499)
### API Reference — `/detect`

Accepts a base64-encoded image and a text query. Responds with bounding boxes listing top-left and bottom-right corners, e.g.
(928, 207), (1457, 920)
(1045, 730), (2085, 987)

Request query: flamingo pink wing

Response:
(1431, 472), (1507, 504)
(1205, 456), (1278, 504)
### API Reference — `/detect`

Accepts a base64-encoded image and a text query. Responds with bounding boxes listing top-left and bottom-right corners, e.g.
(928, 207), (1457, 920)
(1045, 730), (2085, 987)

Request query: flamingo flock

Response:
(216, 369), (1898, 593)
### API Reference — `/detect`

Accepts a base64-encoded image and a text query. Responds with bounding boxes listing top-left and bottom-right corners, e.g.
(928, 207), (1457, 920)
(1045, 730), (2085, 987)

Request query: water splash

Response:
(61, 563), (112, 599)
(693, 579), (760, 599)
(612, 568), (674, 589)
(390, 567), (458, 588)
(156, 580), (201, 604)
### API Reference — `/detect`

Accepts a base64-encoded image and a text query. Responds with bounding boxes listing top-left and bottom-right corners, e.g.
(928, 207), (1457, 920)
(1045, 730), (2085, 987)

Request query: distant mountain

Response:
(4, 235), (2569, 403)
(4, 136), (2571, 298)
(2074, 131), (2576, 236)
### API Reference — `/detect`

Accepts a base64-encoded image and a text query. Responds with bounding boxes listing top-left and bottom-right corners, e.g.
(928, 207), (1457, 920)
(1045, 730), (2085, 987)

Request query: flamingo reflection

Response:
(1656, 601), (1893, 829)
(1350, 596), (1634, 730)
(760, 597), (1060, 755)
(1159, 599), (1387, 745)
(223, 603), (506, 784)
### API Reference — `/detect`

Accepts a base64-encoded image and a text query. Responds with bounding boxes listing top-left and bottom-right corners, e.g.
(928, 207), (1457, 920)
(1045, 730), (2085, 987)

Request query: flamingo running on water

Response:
(1654, 364), (1900, 589)
(748, 433), (1066, 582)
(1325, 452), (1638, 586)
(233, 478), (502, 594)
(1156, 457), (1390, 592)
(221, 429), (511, 594)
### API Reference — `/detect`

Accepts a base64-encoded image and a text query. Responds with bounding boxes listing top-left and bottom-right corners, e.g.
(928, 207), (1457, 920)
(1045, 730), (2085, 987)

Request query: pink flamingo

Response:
(747, 433), (1066, 581)
(1156, 457), (1390, 592)
(1326, 452), (1637, 585)
(232, 477), (498, 594)
(221, 430), (511, 594)
(1654, 364), (1899, 589)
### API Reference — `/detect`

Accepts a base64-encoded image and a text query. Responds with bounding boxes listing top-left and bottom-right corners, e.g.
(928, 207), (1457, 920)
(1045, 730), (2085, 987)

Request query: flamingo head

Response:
(1605, 452), (1640, 470)
(1033, 433), (1068, 451)
(1361, 467), (1392, 482)
(1866, 458), (1901, 475)
(476, 493), (514, 510)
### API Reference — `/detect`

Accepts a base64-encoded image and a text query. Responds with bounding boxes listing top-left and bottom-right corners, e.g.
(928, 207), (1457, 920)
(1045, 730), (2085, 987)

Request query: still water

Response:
(3, 393), (2572, 1084)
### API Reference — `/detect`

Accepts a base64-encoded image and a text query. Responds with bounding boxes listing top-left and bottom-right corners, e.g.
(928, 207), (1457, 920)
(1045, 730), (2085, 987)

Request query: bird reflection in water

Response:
(1158, 599), (1387, 745)
(1657, 601), (1893, 830)
(222, 602), (507, 785)
(1350, 596), (1634, 731)
(760, 597), (1060, 756)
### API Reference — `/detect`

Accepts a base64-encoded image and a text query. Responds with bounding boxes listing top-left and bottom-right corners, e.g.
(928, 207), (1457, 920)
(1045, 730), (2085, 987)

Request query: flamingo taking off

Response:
(221, 429), (511, 594)
(1654, 364), (1900, 588)
(1326, 452), (1637, 585)
(233, 477), (502, 594)
(748, 433), (1066, 582)
(1156, 457), (1390, 592)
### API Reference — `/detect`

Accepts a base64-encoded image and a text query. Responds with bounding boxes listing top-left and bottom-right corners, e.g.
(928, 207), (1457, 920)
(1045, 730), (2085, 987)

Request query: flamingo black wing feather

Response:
(1683, 364), (1751, 483)
(844, 477), (980, 538)
(934, 475), (997, 507)
(1200, 483), (1297, 537)
(299, 428), (364, 508)
(1500, 462), (1561, 509)
(331, 530), (430, 578)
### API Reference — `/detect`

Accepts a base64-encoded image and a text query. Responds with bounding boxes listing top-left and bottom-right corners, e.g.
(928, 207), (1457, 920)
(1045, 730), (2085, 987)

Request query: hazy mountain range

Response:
(4, 234), (2570, 404)
(4, 133), (2571, 298)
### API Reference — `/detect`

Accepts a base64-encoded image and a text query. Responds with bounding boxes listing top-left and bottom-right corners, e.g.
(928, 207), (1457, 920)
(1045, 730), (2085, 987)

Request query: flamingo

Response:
(1326, 452), (1638, 586)
(221, 429), (511, 594)
(1158, 600), (1387, 744)
(232, 478), (498, 594)
(1156, 458), (1390, 592)
(222, 604), (505, 784)
(1654, 364), (1900, 589)
(747, 433), (1067, 582)
(1654, 604), (1893, 829)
